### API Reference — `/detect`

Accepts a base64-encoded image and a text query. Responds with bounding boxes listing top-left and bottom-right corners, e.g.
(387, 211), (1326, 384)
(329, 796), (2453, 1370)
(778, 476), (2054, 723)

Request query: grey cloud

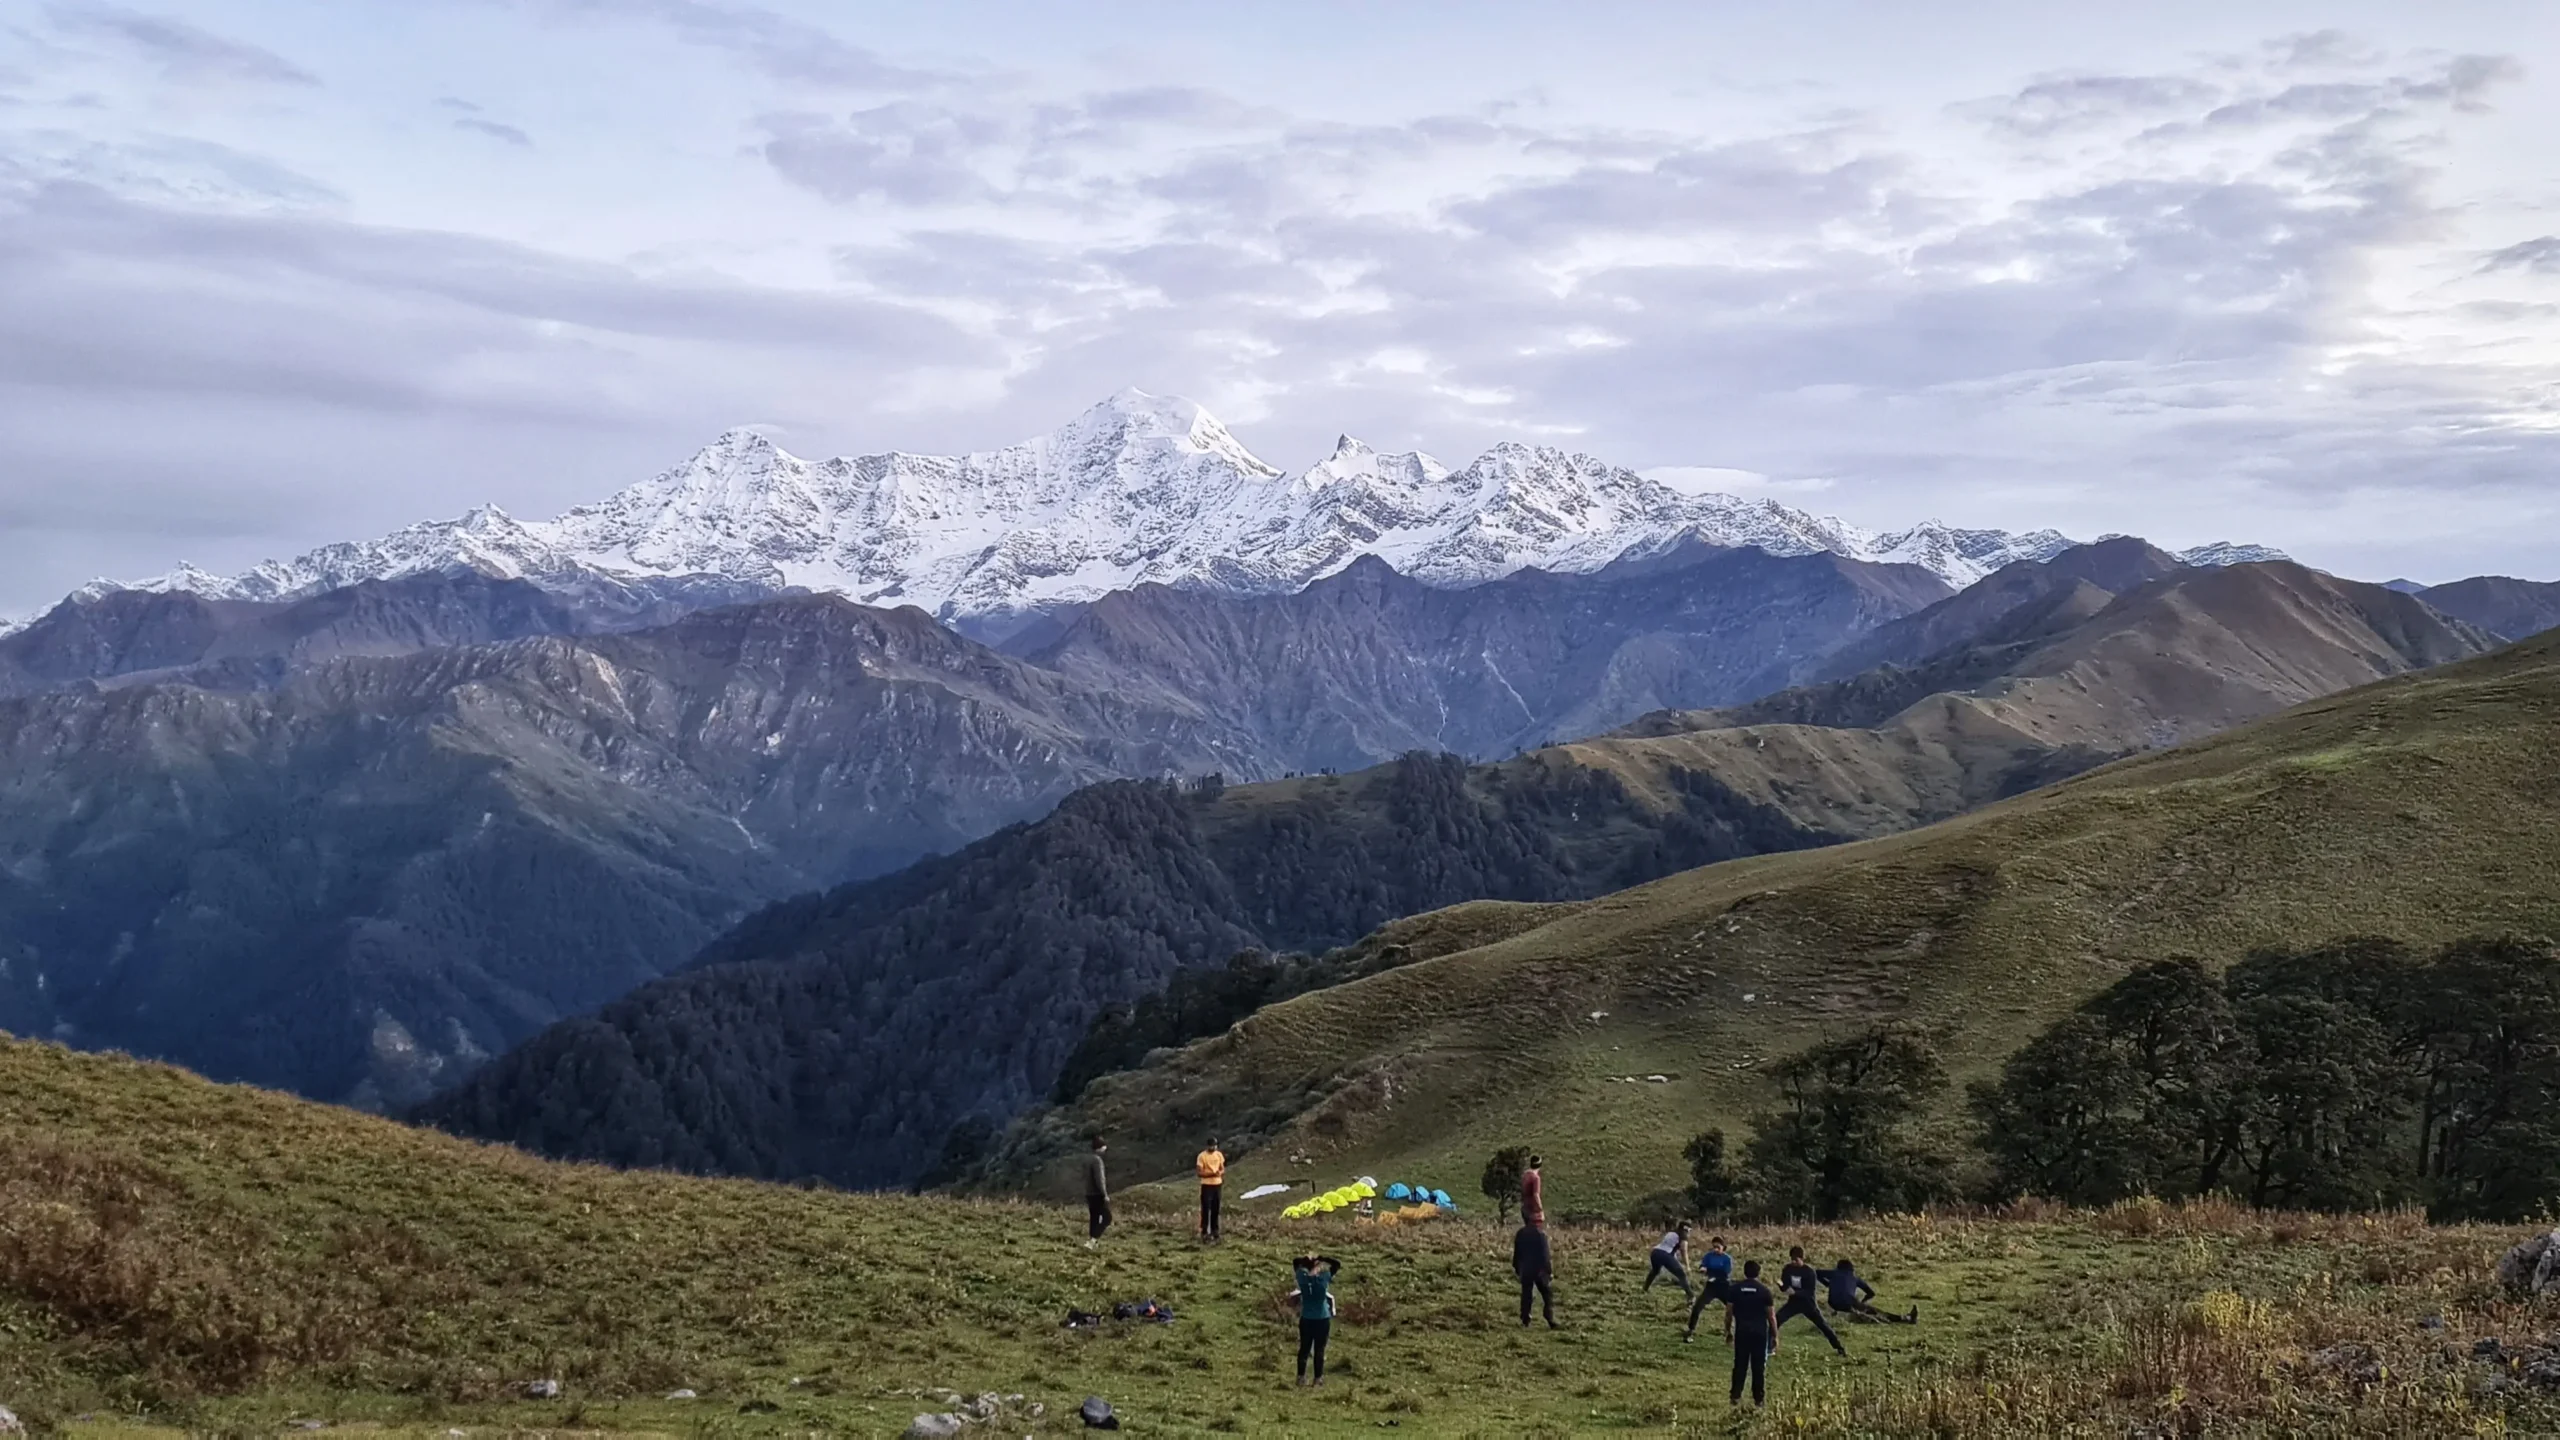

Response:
(499, 0), (957, 90)
(758, 104), (1004, 205)
(437, 96), (481, 112)
(2483, 237), (2560, 276)
(454, 117), (532, 147)
(1969, 73), (2220, 137)
(44, 2), (319, 86)
(0, 181), (989, 412)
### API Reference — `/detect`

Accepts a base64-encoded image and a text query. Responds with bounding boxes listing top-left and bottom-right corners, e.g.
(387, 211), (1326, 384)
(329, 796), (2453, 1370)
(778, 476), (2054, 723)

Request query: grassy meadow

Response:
(5, 1038), (2558, 1438)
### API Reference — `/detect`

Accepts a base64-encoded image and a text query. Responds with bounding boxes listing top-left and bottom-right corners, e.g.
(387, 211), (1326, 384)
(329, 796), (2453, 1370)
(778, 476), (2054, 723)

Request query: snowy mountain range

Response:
(65, 390), (2284, 629)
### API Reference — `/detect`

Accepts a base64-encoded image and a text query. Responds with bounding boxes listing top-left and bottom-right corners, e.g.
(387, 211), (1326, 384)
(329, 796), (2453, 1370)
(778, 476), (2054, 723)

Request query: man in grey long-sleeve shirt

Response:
(1084, 1137), (1112, 1246)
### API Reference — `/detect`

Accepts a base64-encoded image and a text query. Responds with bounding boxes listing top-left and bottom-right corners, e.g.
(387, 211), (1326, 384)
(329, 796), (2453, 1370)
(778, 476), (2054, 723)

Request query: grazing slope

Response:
(0, 595), (1239, 1108)
(4, 1037), (2538, 1439)
(1027, 627), (2560, 1206)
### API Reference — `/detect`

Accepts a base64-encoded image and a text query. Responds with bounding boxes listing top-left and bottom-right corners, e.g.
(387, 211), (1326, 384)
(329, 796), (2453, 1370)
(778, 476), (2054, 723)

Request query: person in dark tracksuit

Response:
(1777, 1246), (1847, 1355)
(1725, 1260), (1778, 1406)
(1513, 1222), (1557, 1328)
(1643, 1223), (1693, 1295)
(1293, 1255), (1340, 1386)
(1083, 1137), (1111, 1246)
(1682, 1236), (1734, 1341)
(1823, 1257), (1918, 1324)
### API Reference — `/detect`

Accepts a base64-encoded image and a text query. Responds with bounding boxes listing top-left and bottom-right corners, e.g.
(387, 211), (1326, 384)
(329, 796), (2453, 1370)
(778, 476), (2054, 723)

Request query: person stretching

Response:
(1644, 1223), (1693, 1295)
(1293, 1255), (1340, 1386)
(1777, 1246), (1847, 1356)
(1513, 1222), (1558, 1328)
(1083, 1136), (1112, 1247)
(1520, 1154), (1546, 1228)
(1726, 1260), (1779, 1407)
(1822, 1257), (1918, 1324)
(1682, 1236), (1735, 1342)
(1196, 1137), (1227, 1242)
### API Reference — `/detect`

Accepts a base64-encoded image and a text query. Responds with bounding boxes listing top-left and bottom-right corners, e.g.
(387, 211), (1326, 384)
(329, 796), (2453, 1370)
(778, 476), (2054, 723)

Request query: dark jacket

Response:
(1511, 1223), (1552, 1281)
(1084, 1152), (1109, 1200)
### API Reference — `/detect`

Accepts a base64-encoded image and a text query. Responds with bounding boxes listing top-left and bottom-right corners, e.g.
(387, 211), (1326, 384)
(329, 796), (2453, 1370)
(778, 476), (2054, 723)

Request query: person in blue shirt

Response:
(1821, 1257), (1917, 1324)
(1294, 1255), (1342, 1385)
(1682, 1236), (1735, 1341)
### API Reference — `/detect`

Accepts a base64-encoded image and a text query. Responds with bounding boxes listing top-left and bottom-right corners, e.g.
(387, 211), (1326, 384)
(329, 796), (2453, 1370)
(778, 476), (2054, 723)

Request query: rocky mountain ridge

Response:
(78, 390), (2283, 633)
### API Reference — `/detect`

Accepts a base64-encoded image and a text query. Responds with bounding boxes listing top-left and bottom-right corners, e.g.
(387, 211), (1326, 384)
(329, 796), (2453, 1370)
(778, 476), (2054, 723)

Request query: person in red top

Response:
(1520, 1154), (1546, 1228)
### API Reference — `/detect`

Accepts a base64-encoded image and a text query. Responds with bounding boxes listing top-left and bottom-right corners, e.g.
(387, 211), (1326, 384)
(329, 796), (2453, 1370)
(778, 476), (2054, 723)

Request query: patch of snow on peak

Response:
(88, 390), (2189, 615)
(2179, 542), (2291, 567)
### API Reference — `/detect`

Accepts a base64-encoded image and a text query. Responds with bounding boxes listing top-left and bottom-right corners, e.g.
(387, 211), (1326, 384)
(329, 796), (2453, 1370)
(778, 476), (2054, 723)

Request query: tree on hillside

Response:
(2403, 936), (2560, 1221)
(1741, 1025), (1953, 1220)
(1683, 1128), (1741, 1218)
(1970, 1014), (2150, 1205)
(1482, 1146), (1531, 1225)
(2079, 958), (2254, 1196)
(1981, 935), (2560, 1221)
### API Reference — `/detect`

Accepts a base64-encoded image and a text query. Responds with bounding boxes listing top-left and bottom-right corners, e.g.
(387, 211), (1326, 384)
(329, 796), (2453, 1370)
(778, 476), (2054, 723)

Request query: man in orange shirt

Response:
(1196, 1137), (1227, 1242)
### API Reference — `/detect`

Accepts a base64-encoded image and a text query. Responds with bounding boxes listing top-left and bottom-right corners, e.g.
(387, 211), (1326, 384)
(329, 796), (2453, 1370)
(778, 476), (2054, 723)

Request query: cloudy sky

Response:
(3, 0), (2557, 613)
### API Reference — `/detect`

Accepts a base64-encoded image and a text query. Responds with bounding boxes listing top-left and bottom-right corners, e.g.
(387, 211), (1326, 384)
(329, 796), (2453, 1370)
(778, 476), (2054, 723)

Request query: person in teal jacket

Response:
(1294, 1255), (1342, 1385)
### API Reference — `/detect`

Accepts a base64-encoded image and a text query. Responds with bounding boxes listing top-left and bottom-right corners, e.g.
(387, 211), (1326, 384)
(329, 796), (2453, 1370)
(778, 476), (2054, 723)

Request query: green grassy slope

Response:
(1039, 628), (2560, 1209)
(1, 1038), (2548, 1438)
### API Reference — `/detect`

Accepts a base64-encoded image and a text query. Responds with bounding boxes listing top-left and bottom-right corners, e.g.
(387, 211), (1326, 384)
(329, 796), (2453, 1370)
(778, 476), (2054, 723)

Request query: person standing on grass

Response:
(1083, 1136), (1112, 1247)
(1293, 1254), (1341, 1386)
(1196, 1137), (1227, 1242)
(1726, 1260), (1779, 1407)
(1520, 1154), (1546, 1228)
(1513, 1221), (1558, 1328)
(1822, 1257), (1917, 1324)
(1644, 1222), (1693, 1295)
(1682, 1235), (1735, 1342)
(1777, 1245), (1847, 1356)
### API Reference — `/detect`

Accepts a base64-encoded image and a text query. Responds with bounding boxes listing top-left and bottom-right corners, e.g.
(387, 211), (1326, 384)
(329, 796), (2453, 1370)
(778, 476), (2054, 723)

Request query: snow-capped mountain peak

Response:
(75, 391), (2282, 623)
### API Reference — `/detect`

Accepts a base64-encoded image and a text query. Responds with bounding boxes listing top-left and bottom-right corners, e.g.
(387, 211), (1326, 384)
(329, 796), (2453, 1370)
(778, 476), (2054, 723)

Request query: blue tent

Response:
(1431, 1189), (1454, 1208)
(1386, 1183), (1412, 1201)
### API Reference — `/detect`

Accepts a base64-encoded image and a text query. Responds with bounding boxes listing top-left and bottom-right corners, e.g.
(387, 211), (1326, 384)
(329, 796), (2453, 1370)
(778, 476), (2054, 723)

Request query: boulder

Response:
(523, 1379), (562, 1400)
(0, 1404), (22, 1435)
(2497, 1229), (2560, 1295)
(665, 1389), (698, 1401)
(1079, 1394), (1121, 1429)
(902, 1415), (967, 1440)
(2310, 1342), (2384, 1385)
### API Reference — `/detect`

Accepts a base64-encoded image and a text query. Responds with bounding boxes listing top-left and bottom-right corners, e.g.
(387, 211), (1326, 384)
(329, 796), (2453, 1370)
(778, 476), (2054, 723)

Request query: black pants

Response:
(1297, 1317), (1330, 1380)
(1730, 1331), (1767, 1404)
(1644, 1251), (1693, 1295)
(1835, 1300), (1914, 1324)
(1685, 1277), (1729, 1335)
(1200, 1184), (1222, 1239)
(1086, 1195), (1111, 1239)
(1779, 1295), (1845, 1353)
(1518, 1275), (1554, 1326)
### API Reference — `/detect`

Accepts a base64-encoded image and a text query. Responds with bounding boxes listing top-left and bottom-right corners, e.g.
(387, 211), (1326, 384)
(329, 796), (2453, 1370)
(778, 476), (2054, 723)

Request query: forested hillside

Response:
(413, 753), (1834, 1187)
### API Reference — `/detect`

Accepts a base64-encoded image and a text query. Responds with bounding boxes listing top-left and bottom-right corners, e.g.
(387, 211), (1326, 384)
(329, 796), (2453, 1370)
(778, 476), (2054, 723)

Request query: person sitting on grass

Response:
(1682, 1235), (1735, 1342)
(1822, 1257), (1917, 1324)
(1644, 1222), (1693, 1295)
(1293, 1255), (1341, 1386)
